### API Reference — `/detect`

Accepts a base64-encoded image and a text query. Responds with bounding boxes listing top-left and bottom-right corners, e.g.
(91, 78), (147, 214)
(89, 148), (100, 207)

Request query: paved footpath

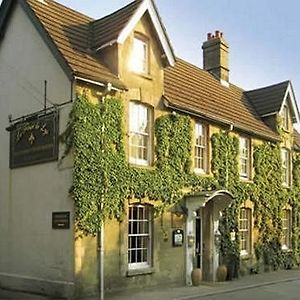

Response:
(1, 269), (300, 300)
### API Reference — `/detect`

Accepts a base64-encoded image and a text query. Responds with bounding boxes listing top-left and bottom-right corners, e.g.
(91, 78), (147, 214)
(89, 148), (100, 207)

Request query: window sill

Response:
(127, 267), (155, 277)
(239, 177), (253, 183)
(194, 169), (209, 176)
(129, 163), (155, 171)
(282, 184), (291, 189)
(132, 71), (153, 81)
(281, 247), (292, 252)
(240, 253), (252, 260)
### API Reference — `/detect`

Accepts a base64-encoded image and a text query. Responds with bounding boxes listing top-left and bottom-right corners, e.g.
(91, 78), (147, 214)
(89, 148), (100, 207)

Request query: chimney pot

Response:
(202, 30), (229, 85)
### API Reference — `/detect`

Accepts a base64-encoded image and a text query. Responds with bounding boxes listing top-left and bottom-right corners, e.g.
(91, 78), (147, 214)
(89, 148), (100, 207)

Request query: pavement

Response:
(1, 268), (300, 300)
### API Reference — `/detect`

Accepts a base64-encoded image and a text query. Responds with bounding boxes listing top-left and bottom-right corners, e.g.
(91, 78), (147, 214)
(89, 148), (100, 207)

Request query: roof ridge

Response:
(90, 0), (143, 24)
(246, 80), (290, 93)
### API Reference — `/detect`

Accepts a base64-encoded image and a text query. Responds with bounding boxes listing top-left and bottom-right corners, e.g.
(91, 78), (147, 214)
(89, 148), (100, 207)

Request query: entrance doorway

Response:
(184, 190), (234, 285)
(195, 212), (202, 269)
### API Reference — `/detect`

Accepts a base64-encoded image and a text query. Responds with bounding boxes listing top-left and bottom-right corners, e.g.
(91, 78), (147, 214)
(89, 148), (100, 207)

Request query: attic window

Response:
(282, 104), (289, 131)
(130, 35), (149, 74)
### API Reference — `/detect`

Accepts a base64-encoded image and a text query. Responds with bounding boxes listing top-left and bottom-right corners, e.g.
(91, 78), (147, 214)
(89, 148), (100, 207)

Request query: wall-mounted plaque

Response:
(172, 229), (184, 247)
(52, 212), (70, 229)
(9, 111), (59, 169)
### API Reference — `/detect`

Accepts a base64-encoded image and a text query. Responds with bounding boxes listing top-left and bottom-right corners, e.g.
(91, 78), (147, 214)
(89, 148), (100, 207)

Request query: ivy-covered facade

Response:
(1, 0), (300, 299)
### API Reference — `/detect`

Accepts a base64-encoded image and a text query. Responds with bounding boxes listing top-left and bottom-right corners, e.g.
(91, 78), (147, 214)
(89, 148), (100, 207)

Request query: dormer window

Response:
(281, 148), (291, 186)
(130, 35), (149, 74)
(282, 104), (289, 131)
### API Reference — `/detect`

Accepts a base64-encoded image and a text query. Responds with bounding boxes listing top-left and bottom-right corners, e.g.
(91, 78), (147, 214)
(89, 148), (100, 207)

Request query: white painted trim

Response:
(117, 0), (175, 67)
(96, 39), (118, 51)
(280, 82), (300, 124)
(261, 112), (277, 118)
(0, 272), (75, 286)
(74, 76), (123, 91)
(75, 76), (105, 87)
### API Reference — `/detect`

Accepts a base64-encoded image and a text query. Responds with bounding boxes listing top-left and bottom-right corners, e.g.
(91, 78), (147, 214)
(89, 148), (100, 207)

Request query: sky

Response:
(1, 0), (300, 105)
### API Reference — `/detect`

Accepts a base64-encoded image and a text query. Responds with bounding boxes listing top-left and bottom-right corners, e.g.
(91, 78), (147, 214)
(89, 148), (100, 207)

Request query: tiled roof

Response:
(164, 58), (279, 141)
(26, 0), (126, 89)
(245, 81), (289, 117)
(90, 0), (143, 50)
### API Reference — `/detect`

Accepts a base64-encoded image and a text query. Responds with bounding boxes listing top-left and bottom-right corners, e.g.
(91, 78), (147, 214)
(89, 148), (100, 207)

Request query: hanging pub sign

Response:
(9, 111), (59, 168)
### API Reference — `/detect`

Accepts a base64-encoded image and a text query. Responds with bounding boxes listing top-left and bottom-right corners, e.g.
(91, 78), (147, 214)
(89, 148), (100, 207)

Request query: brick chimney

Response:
(202, 30), (229, 86)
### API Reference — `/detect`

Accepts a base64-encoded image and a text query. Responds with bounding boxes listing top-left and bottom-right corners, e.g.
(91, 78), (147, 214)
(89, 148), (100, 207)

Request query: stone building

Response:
(0, 0), (300, 299)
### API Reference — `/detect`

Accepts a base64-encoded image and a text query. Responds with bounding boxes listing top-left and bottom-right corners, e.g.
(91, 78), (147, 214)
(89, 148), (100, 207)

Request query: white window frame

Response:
(239, 208), (251, 256)
(239, 137), (250, 179)
(282, 209), (291, 250)
(194, 122), (208, 174)
(281, 148), (291, 186)
(128, 204), (152, 270)
(129, 102), (152, 166)
(130, 36), (149, 74)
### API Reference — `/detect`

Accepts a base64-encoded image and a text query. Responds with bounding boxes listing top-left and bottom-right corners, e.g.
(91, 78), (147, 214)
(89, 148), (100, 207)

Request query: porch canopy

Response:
(171, 190), (234, 215)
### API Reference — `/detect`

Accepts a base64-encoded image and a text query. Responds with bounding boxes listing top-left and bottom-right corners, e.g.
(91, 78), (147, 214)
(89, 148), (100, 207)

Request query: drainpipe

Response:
(99, 96), (105, 300)
(98, 219), (104, 300)
(98, 83), (112, 300)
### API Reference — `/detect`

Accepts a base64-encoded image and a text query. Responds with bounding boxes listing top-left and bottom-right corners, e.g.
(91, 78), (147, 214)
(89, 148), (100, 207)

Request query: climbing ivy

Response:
(64, 94), (300, 273)
(64, 94), (192, 235)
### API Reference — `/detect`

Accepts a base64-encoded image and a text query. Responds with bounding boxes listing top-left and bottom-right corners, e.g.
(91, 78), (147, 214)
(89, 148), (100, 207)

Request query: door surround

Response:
(184, 190), (233, 285)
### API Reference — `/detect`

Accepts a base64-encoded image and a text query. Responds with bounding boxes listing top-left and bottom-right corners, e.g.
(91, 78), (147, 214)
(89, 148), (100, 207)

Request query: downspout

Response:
(99, 94), (105, 300)
(98, 82), (112, 300)
(98, 219), (104, 300)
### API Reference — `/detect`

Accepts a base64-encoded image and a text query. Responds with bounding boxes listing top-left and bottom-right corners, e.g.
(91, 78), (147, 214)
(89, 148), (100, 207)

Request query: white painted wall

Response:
(0, 3), (74, 298)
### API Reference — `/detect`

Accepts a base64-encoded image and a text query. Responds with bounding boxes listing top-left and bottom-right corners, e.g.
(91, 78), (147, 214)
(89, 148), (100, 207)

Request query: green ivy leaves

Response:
(65, 94), (300, 271)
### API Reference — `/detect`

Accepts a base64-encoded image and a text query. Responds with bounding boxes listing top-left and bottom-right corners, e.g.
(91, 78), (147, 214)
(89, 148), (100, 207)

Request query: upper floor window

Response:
(282, 104), (289, 131)
(128, 204), (153, 270)
(129, 101), (152, 166)
(239, 208), (252, 256)
(281, 148), (291, 186)
(281, 209), (291, 250)
(130, 36), (149, 74)
(239, 137), (251, 179)
(194, 122), (208, 173)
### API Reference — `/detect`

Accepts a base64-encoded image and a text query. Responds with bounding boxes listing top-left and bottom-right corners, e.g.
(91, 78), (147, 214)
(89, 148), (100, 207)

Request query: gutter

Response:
(74, 76), (125, 92)
(163, 97), (280, 143)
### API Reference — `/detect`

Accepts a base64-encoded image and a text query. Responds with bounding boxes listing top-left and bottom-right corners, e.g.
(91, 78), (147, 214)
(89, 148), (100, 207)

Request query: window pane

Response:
(281, 149), (290, 185)
(239, 208), (251, 255)
(194, 122), (207, 172)
(240, 137), (250, 178)
(131, 38), (147, 73)
(128, 205), (152, 269)
(129, 102), (152, 165)
(282, 209), (291, 249)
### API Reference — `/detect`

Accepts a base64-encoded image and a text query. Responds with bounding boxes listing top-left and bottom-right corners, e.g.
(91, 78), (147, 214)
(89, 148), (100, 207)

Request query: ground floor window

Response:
(128, 204), (153, 269)
(282, 209), (291, 250)
(239, 208), (251, 256)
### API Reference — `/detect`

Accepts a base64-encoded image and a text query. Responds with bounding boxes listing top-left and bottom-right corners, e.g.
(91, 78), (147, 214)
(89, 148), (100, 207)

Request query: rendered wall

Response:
(0, 4), (74, 298)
